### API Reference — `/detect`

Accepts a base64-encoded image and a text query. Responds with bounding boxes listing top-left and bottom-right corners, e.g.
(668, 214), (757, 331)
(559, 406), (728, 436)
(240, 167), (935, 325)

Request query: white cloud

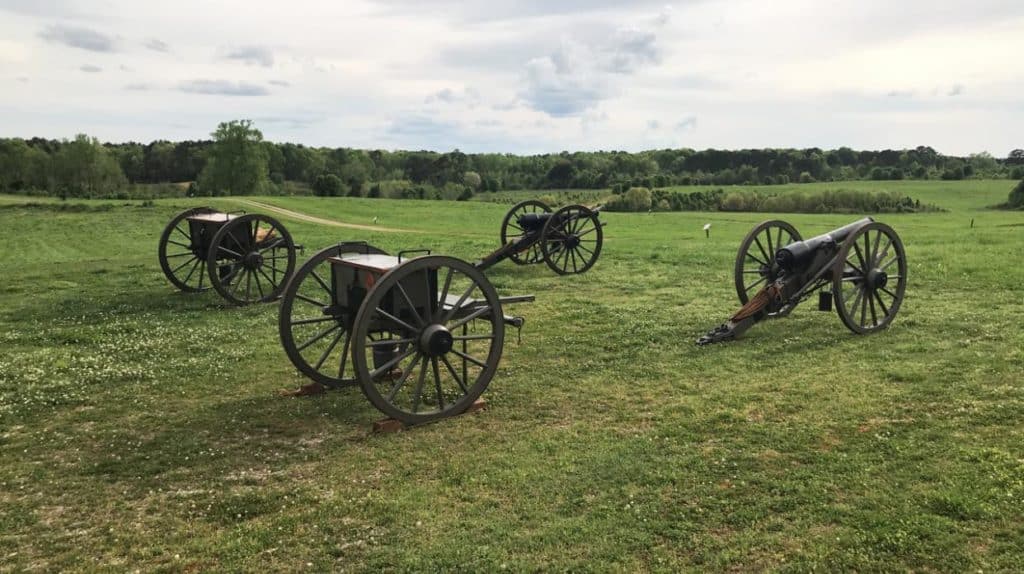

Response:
(0, 0), (1021, 155)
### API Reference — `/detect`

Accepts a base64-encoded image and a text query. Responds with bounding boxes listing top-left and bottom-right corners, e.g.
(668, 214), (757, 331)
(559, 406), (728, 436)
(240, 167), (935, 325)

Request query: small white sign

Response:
(703, 223), (712, 231)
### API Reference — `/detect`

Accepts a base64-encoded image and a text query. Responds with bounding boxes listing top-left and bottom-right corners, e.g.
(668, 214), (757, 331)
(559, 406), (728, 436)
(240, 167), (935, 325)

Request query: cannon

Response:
(279, 243), (535, 426)
(158, 207), (297, 305)
(276, 199), (609, 425)
(493, 200), (604, 275)
(698, 217), (907, 345)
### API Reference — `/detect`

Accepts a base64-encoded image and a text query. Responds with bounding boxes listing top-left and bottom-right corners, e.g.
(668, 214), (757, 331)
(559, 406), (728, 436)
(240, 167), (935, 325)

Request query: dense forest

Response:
(1, 120), (1023, 200)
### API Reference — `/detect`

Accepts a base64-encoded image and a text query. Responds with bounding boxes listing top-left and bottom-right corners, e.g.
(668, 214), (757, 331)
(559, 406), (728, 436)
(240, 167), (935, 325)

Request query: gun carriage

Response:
(158, 207), (297, 305)
(698, 217), (907, 345)
(494, 200), (604, 275)
(278, 200), (605, 426)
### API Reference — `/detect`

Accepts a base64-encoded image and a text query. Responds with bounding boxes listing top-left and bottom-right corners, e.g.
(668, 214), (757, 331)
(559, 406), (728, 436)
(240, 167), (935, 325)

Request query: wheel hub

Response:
(564, 235), (580, 249)
(243, 251), (264, 270)
(419, 324), (454, 357)
(867, 268), (888, 289)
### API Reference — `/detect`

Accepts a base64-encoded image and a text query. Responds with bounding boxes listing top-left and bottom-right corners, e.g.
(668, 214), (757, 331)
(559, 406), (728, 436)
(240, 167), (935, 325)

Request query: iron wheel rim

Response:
(500, 199), (551, 265)
(279, 242), (388, 389)
(352, 255), (504, 425)
(207, 213), (296, 306)
(540, 204), (603, 275)
(158, 206), (217, 293)
(833, 221), (907, 334)
(734, 219), (801, 304)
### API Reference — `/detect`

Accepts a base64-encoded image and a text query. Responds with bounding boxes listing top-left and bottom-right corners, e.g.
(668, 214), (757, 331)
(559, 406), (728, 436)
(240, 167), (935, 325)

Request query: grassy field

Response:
(0, 180), (1022, 571)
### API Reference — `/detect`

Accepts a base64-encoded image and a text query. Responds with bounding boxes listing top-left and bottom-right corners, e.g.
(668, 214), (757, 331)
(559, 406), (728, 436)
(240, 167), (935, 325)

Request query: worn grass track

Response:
(0, 180), (1022, 572)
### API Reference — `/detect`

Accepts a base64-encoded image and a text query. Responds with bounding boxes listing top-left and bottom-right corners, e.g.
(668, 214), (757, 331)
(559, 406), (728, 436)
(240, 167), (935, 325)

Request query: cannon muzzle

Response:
(775, 217), (873, 271)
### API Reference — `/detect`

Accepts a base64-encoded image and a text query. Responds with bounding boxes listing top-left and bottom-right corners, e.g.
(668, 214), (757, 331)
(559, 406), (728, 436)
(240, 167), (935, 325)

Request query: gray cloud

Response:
(676, 116), (698, 131)
(38, 24), (117, 52)
(518, 17), (668, 117)
(224, 45), (275, 67)
(647, 119), (661, 130)
(425, 87), (480, 106)
(520, 51), (608, 116)
(604, 27), (660, 74)
(79, 64), (101, 73)
(268, 79), (290, 87)
(947, 84), (965, 97)
(178, 79), (270, 96)
(124, 82), (153, 91)
(144, 38), (169, 52)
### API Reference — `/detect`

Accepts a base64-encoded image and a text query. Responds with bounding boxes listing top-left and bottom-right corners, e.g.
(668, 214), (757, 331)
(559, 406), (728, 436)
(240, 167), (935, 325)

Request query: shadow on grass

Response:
(81, 386), (385, 487)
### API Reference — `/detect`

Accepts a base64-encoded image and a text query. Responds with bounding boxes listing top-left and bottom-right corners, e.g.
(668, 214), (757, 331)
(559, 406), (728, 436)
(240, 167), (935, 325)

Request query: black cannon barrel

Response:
(775, 217), (873, 270)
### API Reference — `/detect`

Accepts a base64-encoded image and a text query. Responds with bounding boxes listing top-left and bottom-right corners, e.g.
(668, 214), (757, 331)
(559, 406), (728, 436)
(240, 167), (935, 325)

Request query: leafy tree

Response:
(313, 173), (344, 197)
(546, 159), (577, 188)
(196, 120), (270, 196)
(604, 187), (652, 212)
(0, 139), (45, 191)
(1008, 180), (1024, 209)
(281, 143), (324, 182)
(941, 166), (965, 180)
(52, 134), (127, 197)
(1007, 149), (1024, 166)
(967, 152), (997, 176)
(143, 141), (177, 182)
(463, 171), (482, 190)
(112, 143), (145, 183)
(263, 141), (285, 178)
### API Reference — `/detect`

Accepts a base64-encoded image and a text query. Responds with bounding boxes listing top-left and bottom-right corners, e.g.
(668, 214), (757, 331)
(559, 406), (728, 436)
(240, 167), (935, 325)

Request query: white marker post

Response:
(703, 223), (712, 238)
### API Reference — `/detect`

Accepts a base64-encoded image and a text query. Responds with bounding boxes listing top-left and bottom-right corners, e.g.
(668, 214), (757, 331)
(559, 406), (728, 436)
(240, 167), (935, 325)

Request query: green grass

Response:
(0, 179), (1022, 571)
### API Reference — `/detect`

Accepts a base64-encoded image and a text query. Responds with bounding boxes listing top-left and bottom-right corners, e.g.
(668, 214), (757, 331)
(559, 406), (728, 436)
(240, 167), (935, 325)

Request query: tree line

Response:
(604, 186), (941, 214)
(1, 119), (1022, 199)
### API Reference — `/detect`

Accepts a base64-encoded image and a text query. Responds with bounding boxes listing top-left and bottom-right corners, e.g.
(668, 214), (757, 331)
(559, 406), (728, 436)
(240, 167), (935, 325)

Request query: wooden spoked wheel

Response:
(500, 199), (551, 265)
(351, 256), (504, 426)
(206, 214), (296, 305)
(734, 220), (801, 304)
(540, 204), (603, 275)
(278, 242), (388, 389)
(833, 222), (907, 334)
(158, 206), (217, 292)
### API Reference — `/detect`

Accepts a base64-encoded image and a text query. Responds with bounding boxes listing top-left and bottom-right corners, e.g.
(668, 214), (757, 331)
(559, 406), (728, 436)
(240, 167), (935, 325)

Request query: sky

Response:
(1, 0), (1022, 155)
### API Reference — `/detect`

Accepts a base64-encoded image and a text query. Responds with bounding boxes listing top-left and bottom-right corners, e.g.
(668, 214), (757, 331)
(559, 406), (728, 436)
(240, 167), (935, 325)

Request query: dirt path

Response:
(230, 198), (421, 234)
